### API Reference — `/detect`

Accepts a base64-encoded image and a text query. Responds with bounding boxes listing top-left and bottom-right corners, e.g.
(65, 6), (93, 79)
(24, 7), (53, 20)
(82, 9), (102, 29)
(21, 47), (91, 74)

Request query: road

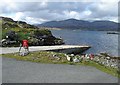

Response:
(2, 57), (118, 83)
(0, 45), (90, 54)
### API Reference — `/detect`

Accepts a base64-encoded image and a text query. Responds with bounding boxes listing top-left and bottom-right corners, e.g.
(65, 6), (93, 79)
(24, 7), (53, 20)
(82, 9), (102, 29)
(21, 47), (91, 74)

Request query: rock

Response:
(73, 57), (79, 63)
(19, 51), (29, 56)
(1, 39), (6, 42)
(71, 54), (74, 56)
(106, 57), (110, 60)
(53, 54), (60, 60)
(2, 17), (65, 47)
(66, 55), (71, 61)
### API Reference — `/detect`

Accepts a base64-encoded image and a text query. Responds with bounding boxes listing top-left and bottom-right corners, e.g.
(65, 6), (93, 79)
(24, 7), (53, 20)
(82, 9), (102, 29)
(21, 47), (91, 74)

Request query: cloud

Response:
(88, 2), (118, 17)
(0, 0), (119, 24)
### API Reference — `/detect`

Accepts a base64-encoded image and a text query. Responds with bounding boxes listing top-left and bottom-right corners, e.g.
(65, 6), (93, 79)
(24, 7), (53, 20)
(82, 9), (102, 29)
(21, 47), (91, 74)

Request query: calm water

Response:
(51, 30), (118, 57)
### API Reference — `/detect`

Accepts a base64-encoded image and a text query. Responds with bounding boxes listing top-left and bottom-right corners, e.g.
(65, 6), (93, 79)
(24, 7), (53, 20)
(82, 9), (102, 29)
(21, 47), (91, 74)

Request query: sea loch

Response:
(51, 30), (118, 57)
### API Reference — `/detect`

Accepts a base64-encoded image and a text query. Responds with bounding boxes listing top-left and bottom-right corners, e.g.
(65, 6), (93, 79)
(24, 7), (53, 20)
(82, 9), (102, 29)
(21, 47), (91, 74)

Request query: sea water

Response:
(51, 30), (118, 57)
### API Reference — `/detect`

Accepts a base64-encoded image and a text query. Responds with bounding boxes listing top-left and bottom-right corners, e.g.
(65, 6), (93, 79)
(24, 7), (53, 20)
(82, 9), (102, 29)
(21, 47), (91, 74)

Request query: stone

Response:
(71, 54), (74, 56)
(66, 55), (71, 61)
(73, 57), (79, 63)
(19, 51), (29, 56)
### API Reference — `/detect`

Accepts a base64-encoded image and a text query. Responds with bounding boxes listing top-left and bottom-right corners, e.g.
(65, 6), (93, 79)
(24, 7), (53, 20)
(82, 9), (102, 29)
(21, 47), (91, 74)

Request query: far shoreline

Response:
(38, 27), (62, 30)
(38, 27), (119, 31)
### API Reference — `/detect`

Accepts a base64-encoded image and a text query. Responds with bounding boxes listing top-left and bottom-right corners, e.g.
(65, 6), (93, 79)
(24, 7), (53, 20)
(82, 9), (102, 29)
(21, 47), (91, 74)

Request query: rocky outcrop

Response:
(1, 17), (38, 29)
(1, 17), (64, 47)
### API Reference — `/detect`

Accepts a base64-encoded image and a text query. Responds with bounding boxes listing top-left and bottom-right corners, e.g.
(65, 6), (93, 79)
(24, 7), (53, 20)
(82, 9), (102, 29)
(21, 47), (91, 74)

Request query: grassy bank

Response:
(2, 51), (120, 78)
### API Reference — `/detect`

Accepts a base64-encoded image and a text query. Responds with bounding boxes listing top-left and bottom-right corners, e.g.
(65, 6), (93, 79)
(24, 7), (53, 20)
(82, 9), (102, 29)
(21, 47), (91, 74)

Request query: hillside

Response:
(37, 19), (118, 31)
(1, 17), (38, 29)
(0, 17), (64, 47)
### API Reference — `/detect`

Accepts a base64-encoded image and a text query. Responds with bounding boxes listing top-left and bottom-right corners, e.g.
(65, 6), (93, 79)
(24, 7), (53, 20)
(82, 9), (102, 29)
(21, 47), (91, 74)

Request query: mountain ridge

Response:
(36, 19), (118, 31)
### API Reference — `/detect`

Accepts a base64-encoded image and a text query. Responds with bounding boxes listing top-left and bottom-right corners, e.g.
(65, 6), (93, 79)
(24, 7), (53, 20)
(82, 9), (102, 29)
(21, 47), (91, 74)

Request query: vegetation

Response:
(2, 51), (68, 64)
(2, 51), (120, 78)
(1, 17), (64, 47)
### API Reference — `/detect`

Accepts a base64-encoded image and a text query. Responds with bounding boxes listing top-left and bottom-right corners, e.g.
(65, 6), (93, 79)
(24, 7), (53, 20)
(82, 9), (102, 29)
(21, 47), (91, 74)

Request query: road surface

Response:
(0, 45), (90, 54)
(2, 57), (118, 83)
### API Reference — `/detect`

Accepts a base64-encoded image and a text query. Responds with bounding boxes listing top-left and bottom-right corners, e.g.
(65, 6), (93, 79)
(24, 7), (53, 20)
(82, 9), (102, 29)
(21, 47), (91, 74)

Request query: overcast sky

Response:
(0, 0), (119, 24)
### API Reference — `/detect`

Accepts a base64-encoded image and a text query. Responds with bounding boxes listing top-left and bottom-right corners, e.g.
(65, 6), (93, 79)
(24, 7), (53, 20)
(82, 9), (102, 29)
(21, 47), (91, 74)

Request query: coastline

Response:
(51, 30), (118, 57)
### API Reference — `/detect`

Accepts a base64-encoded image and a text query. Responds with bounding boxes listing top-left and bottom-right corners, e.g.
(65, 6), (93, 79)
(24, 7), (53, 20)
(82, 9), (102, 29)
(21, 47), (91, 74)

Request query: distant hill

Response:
(36, 19), (119, 31)
(0, 16), (38, 29)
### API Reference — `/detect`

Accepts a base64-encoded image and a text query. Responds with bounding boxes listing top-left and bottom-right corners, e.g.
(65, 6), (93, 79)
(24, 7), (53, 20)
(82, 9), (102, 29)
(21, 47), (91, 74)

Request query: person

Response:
(90, 54), (94, 60)
(19, 39), (29, 54)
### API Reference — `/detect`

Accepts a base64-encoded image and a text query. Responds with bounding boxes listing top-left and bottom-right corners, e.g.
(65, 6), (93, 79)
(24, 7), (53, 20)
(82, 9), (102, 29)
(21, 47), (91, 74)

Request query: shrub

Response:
(6, 30), (18, 41)
(34, 29), (52, 37)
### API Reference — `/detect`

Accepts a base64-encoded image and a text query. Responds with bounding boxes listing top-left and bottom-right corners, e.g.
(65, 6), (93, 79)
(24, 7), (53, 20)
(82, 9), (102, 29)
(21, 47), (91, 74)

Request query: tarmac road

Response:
(2, 57), (118, 83)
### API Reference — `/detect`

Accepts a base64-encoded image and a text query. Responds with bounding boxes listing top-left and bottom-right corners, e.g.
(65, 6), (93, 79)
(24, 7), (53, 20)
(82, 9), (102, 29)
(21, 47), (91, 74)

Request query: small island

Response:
(107, 31), (119, 34)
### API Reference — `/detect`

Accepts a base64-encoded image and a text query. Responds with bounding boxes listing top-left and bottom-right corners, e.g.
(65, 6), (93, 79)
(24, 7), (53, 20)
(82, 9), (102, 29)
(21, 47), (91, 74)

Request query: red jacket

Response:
(22, 40), (28, 47)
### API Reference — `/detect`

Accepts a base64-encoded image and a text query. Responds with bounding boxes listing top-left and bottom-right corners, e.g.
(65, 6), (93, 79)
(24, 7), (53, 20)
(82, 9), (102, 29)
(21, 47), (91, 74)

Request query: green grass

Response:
(1, 27), (45, 42)
(2, 51), (68, 64)
(2, 27), (52, 40)
(2, 51), (120, 78)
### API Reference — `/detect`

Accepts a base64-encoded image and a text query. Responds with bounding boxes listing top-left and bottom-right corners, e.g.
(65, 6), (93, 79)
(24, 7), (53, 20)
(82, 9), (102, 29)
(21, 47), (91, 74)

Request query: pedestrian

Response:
(19, 39), (29, 54)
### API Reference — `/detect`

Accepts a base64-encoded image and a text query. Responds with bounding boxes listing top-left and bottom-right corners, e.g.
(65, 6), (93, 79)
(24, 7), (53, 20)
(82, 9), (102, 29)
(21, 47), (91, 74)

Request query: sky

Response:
(0, 0), (119, 24)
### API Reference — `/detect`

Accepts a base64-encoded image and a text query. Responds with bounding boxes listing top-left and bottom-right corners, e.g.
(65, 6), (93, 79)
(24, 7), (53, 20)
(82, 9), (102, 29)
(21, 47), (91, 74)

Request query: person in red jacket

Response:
(22, 40), (28, 48)
(19, 39), (29, 53)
